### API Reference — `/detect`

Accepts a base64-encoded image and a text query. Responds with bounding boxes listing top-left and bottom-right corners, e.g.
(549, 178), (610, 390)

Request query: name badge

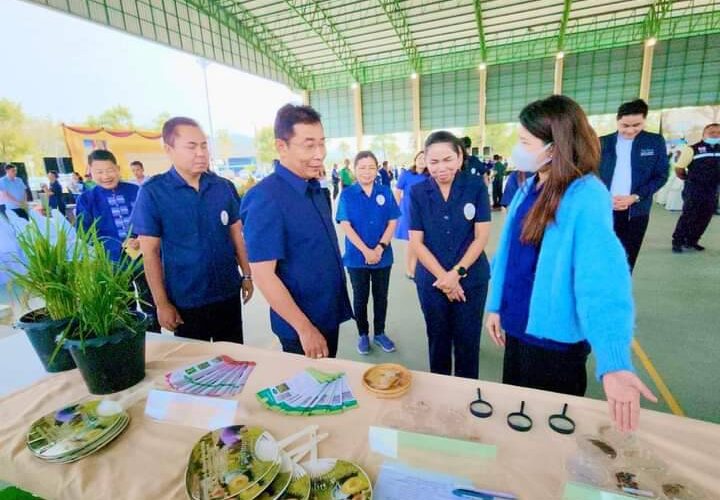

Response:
(471, 168), (476, 175)
(463, 203), (476, 221)
(698, 147), (707, 153)
(220, 210), (229, 226)
(640, 149), (655, 157)
(376, 194), (386, 206)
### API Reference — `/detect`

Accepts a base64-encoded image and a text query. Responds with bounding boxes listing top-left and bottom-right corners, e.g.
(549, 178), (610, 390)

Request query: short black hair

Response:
(460, 136), (472, 149)
(4, 163), (16, 170)
(48, 170), (58, 177)
(493, 154), (500, 160)
(130, 160), (144, 169)
(274, 104), (322, 141)
(88, 149), (118, 165)
(617, 99), (648, 119)
(162, 117), (201, 146)
(425, 130), (464, 157)
(354, 150), (379, 167)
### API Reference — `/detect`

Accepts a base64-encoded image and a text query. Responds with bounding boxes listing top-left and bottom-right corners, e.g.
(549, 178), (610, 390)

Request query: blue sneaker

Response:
(357, 335), (371, 355)
(373, 334), (396, 353)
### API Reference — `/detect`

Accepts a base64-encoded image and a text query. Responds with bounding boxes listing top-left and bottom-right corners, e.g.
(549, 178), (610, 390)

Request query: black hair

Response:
(274, 104), (322, 141)
(493, 154), (500, 160)
(460, 136), (472, 149)
(354, 150), (379, 167)
(617, 99), (649, 119)
(162, 117), (201, 146)
(48, 170), (58, 177)
(424, 130), (465, 158)
(130, 160), (144, 168)
(4, 163), (16, 170)
(409, 151), (428, 175)
(87, 149), (118, 165)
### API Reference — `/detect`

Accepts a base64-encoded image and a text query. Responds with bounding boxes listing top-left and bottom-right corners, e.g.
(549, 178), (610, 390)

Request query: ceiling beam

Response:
(377, 0), (422, 73)
(194, 0), (312, 88)
(643, 0), (674, 39)
(472, 0), (488, 63)
(558, 0), (573, 52)
(283, 0), (365, 83)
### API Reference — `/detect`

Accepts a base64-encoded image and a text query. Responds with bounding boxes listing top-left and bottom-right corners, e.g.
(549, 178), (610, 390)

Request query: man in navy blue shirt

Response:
(131, 117), (254, 342)
(43, 171), (66, 216)
(378, 160), (393, 187)
(240, 104), (352, 359)
(75, 149), (160, 332)
(599, 99), (669, 271)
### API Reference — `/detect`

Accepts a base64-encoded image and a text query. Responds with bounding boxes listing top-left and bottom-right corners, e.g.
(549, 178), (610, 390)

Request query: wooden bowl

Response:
(362, 363), (412, 399)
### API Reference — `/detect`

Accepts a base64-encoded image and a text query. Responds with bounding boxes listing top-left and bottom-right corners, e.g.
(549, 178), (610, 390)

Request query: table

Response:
(1, 341), (718, 499)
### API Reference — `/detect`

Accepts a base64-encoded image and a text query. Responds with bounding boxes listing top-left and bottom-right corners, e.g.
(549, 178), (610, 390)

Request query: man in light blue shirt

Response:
(0, 164), (29, 220)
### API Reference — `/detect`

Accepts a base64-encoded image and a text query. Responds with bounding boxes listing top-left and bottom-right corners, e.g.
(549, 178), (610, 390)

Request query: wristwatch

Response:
(242, 276), (253, 282)
(632, 194), (641, 203)
(378, 242), (389, 250)
(452, 265), (468, 278)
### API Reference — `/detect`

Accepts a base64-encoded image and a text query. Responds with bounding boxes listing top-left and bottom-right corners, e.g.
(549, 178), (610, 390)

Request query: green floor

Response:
(242, 205), (720, 424)
(2, 206), (718, 423)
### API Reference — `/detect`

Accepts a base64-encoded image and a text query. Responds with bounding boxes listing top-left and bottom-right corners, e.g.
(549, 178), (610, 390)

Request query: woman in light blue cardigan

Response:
(486, 96), (657, 432)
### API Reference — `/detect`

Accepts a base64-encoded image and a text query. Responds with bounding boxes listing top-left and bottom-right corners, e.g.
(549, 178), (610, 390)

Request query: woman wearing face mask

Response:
(394, 151), (429, 279)
(409, 131), (491, 379)
(336, 151), (401, 356)
(485, 95), (657, 433)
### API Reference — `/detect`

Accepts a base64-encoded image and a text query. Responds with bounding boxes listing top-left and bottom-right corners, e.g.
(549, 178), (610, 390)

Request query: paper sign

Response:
(144, 389), (239, 429)
(563, 482), (636, 500)
(369, 426), (497, 460)
(374, 462), (473, 500)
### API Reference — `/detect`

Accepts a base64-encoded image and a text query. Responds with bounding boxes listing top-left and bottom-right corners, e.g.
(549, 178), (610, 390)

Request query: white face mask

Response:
(510, 142), (553, 173)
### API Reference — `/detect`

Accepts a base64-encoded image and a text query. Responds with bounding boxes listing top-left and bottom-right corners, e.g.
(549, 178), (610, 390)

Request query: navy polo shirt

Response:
(335, 183), (401, 269)
(409, 172), (491, 289)
(240, 162), (353, 340)
(130, 167), (241, 309)
(75, 181), (139, 262)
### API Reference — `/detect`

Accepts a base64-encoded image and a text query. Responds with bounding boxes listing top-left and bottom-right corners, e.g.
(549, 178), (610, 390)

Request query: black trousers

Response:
(279, 328), (339, 358)
(347, 266), (391, 336)
(332, 181), (339, 200)
(492, 178), (504, 207)
(132, 268), (161, 333)
(0, 206), (29, 220)
(175, 295), (243, 343)
(613, 211), (650, 272)
(503, 335), (591, 397)
(417, 282), (487, 379)
(672, 190), (716, 246)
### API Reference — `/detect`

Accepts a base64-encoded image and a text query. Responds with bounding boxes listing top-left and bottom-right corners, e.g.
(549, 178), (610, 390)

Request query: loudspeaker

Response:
(43, 157), (74, 174)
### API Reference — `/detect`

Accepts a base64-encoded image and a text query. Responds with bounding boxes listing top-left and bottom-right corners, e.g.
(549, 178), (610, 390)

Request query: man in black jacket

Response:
(599, 99), (669, 272)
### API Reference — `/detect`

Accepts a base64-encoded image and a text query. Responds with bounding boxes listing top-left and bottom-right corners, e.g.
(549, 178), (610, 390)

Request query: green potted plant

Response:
(55, 224), (148, 394)
(9, 216), (79, 373)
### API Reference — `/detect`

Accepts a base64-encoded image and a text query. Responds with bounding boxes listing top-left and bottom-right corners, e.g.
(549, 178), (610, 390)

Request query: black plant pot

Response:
(64, 326), (146, 395)
(16, 309), (76, 373)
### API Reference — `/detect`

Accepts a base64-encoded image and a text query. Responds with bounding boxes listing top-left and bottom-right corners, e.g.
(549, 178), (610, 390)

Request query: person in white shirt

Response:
(130, 160), (147, 186)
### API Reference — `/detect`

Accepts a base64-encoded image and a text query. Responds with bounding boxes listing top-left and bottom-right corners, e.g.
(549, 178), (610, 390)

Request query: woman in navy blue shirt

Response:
(409, 131), (491, 379)
(394, 151), (428, 279)
(337, 151), (401, 356)
(486, 95), (657, 432)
